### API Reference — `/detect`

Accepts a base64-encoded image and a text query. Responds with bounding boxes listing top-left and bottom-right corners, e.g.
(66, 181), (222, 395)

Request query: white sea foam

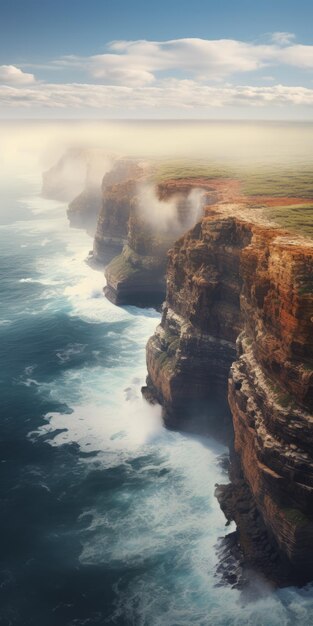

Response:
(19, 163), (313, 626)
(56, 343), (86, 363)
(0, 319), (12, 326)
(19, 277), (62, 286)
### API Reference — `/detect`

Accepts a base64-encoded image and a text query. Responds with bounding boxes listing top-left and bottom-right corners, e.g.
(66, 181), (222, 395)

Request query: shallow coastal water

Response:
(1, 140), (313, 625)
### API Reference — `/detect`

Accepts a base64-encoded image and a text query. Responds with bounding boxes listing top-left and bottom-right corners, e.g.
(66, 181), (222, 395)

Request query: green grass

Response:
(268, 381), (296, 408)
(152, 159), (313, 238)
(283, 508), (310, 527)
(105, 253), (138, 281)
(153, 158), (313, 197)
(242, 168), (313, 198)
(263, 203), (313, 238)
(168, 338), (180, 352)
(302, 363), (313, 372)
(153, 159), (235, 182)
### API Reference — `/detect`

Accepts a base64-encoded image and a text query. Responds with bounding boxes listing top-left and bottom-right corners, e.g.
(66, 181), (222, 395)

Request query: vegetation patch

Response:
(283, 508), (310, 527)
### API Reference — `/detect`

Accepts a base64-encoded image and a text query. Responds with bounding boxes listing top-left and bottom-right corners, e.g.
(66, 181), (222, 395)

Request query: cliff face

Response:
(228, 228), (313, 580)
(42, 149), (87, 202)
(66, 151), (113, 234)
(144, 209), (249, 435)
(104, 178), (219, 307)
(144, 201), (313, 581)
(104, 210), (173, 306)
(92, 160), (145, 266)
(67, 188), (102, 234)
(42, 148), (112, 235)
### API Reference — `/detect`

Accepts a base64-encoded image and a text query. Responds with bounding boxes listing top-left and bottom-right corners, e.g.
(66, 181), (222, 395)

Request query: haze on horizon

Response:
(3, 121), (313, 183)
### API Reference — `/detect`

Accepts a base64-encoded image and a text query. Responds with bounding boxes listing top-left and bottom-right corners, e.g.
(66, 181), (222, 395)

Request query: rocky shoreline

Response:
(43, 153), (313, 587)
(144, 201), (313, 585)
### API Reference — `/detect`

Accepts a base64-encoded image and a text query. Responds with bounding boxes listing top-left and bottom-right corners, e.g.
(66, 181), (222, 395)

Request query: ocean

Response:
(1, 123), (313, 625)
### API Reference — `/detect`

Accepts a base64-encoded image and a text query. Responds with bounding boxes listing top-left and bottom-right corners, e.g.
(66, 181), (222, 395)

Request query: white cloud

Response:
(278, 44), (313, 68)
(1, 80), (313, 112)
(53, 37), (313, 88)
(3, 36), (313, 115)
(85, 38), (274, 85)
(271, 32), (296, 45)
(0, 65), (35, 85)
(90, 53), (155, 86)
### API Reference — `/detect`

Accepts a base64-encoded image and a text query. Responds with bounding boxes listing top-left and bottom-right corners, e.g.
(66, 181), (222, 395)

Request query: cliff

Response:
(144, 199), (313, 583)
(92, 160), (146, 266)
(104, 178), (222, 307)
(42, 148), (87, 201)
(227, 224), (313, 582)
(42, 148), (112, 235)
(104, 210), (172, 307)
(67, 187), (102, 234)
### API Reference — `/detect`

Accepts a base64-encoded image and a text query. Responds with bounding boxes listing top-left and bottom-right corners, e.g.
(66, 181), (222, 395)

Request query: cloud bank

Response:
(63, 36), (313, 86)
(2, 36), (313, 116)
(0, 65), (35, 85)
(2, 82), (313, 112)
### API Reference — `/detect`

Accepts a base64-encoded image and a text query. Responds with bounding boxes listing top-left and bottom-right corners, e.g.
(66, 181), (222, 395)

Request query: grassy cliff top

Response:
(152, 159), (313, 238)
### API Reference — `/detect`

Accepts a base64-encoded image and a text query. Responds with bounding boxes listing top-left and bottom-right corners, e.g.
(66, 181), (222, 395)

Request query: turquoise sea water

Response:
(1, 133), (313, 625)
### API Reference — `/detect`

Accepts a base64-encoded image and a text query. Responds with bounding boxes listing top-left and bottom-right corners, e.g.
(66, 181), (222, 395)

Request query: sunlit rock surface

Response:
(92, 160), (146, 265)
(144, 197), (313, 582)
(104, 178), (217, 307)
(228, 227), (313, 582)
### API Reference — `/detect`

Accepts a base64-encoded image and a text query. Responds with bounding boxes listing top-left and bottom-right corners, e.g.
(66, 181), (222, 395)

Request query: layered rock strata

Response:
(42, 148), (113, 235)
(104, 178), (220, 307)
(144, 202), (313, 581)
(227, 228), (313, 581)
(104, 212), (173, 307)
(144, 210), (251, 436)
(92, 160), (146, 266)
(67, 187), (102, 234)
(66, 151), (114, 234)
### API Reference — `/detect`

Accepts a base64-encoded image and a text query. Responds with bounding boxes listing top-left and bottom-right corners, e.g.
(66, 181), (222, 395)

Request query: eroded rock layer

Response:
(144, 210), (251, 435)
(104, 178), (220, 307)
(145, 201), (313, 581)
(92, 160), (146, 265)
(228, 228), (313, 580)
(67, 187), (102, 234)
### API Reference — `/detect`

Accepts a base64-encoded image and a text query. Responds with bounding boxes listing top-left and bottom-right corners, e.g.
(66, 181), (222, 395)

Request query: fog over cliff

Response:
(3, 120), (313, 182)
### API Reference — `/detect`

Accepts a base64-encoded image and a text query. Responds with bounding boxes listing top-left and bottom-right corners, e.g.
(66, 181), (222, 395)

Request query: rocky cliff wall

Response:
(104, 178), (224, 307)
(42, 149), (87, 202)
(92, 160), (146, 266)
(228, 227), (313, 581)
(144, 201), (313, 581)
(42, 148), (112, 235)
(144, 208), (251, 435)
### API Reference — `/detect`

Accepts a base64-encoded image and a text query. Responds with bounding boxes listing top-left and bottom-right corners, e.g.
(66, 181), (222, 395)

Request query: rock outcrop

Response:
(67, 187), (102, 234)
(42, 148), (87, 202)
(92, 160), (146, 266)
(144, 199), (313, 583)
(104, 211), (172, 307)
(42, 148), (113, 235)
(104, 178), (218, 307)
(143, 199), (249, 435)
(227, 226), (313, 582)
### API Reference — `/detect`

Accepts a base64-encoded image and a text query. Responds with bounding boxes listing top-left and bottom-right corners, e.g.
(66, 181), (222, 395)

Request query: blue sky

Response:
(1, 0), (313, 118)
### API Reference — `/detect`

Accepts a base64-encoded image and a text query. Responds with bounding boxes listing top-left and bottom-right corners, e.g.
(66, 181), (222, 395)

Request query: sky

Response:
(1, 0), (313, 119)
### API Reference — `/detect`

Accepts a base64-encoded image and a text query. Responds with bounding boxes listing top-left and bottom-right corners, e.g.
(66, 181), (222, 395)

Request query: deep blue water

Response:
(1, 170), (313, 626)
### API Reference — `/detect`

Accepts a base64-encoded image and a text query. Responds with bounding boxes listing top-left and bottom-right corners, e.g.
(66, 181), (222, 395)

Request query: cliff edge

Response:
(144, 198), (313, 583)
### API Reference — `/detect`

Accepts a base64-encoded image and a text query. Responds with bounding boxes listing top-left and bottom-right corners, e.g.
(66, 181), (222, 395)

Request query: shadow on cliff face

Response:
(160, 397), (234, 446)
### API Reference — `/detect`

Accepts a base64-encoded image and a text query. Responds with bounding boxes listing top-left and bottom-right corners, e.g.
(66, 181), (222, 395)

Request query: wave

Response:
(19, 277), (62, 286)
